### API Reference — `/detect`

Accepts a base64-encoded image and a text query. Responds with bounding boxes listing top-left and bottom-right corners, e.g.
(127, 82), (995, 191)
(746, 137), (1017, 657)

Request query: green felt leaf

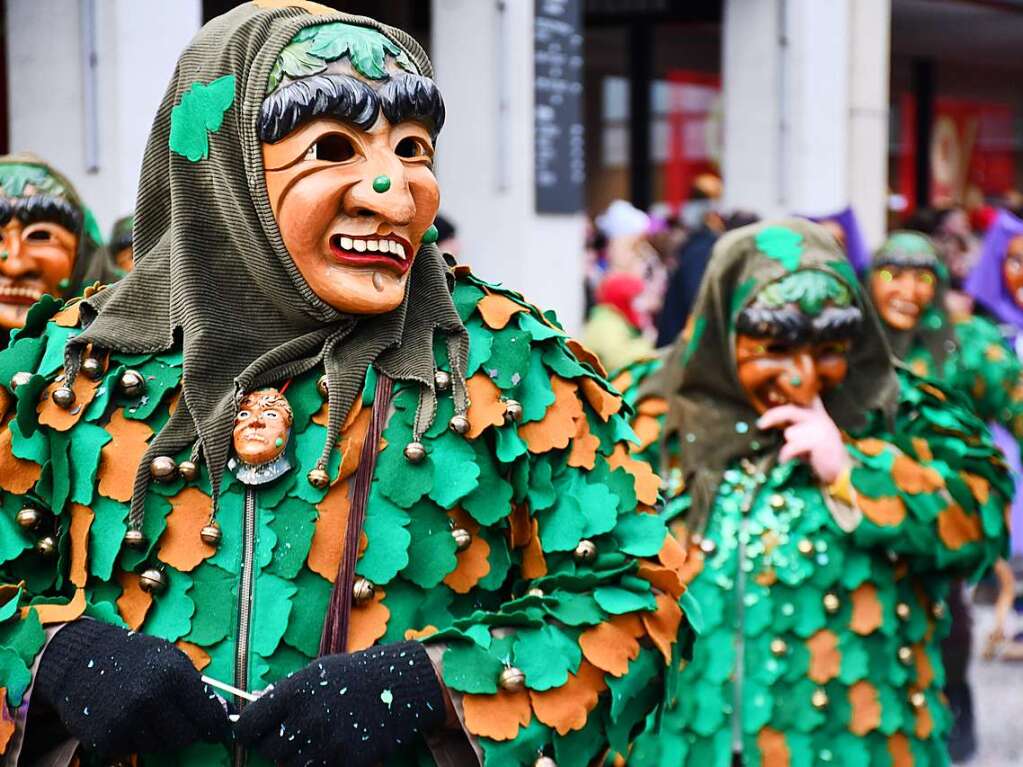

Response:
(282, 568), (331, 657)
(0, 609), (44, 666)
(37, 324), (75, 377)
(69, 422), (110, 505)
(88, 495), (129, 581)
(85, 363), (124, 422)
(14, 373), (47, 437)
(289, 423), (332, 504)
(593, 584), (656, 615)
(267, 499), (316, 580)
(517, 312), (563, 343)
(251, 571), (296, 657)
(286, 373), (323, 432)
(0, 646), (32, 708)
(553, 701), (605, 767)
(0, 496), (32, 564)
(0, 588), (21, 623)
(441, 642), (503, 693)
(536, 493), (585, 553)
(607, 647), (658, 720)
(306, 22), (409, 80)
(495, 427), (528, 464)
(10, 294), (61, 341)
(186, 564), (236, 647)
(612, 512), (667, 557)
(209, 489), (243, 572)
(526, 456), (556, 511)
(84, 598), (123, 627)
(574, 476), (619, 539)
(377, 439), (433, 509)
(546, 591), (605, 627)
(476, 525), (512, 591)
(541, 344), (588, 380)
(485, 329), (532, 389)
(453, 284), (486, 321)
(143, 569), (194, 642)
(513, 351), (556, 423)
(48, 431), (71, 512)
(479, 719), (548, 766)
(356, 494), (411, 583)
(0, 336), (44, 388)
(462, 456), (514, 526)
(263, 643), (310, 689)
(465, 318), (494, 376)
(124, 358), (181, 420)
(169, 75), (237, 162)
(513, 624), (581, 691)
(401, 504), (457, 589)
(120, 492), (171, 571)
(427, 433), (479, 508)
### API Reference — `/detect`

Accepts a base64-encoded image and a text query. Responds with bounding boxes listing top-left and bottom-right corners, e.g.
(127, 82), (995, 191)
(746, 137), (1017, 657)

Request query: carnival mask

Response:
(1003, 235), (1023, 310)
(869, 266), (936, 331)
(260, 23), (443, 315)
(230, 388), (294, 485)
(735, 335), (850, 413)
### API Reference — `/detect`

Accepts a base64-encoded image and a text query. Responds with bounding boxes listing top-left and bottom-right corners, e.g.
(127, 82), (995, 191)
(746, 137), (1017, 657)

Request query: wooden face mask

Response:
(232, 388), (294, 467)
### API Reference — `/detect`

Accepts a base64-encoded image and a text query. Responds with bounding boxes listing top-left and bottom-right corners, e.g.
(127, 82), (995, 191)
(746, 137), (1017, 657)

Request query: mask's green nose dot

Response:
(275, 437), (284, 448)
(372, 175), (391, 193)
(422, 224), (439, 245)
(789, 375), (802, 387)
(58, 278), (71, 290)
(0, 251), (7, 262)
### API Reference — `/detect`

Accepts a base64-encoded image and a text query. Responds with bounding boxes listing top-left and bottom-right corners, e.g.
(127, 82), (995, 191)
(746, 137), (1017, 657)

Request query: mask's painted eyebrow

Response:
(259, 74), (379, 144)
(8, 194), (82, 234)
(378, 74), (445, 140)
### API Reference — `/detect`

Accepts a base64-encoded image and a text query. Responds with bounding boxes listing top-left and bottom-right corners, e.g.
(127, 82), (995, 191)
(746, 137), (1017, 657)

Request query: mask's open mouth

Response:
(0, 280), (45, 305)
(328, 234), (412, 275)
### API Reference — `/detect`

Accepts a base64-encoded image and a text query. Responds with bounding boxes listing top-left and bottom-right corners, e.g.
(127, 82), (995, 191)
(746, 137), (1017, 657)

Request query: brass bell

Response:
(51, 386), (76, 409)
(769, 494), (785, 509)
(177, 460), (199, 482)
(770, 638), (788, 656)
(404, 441), (426, 463)
(9, 371), (32, 390)
(307, 467), (330, 488)
(527, 587), (544, 598)
(534, 758), (557, 767)
(16, 507), (42, 530)
(35, 536), (57, 557)
(138, 568), (167, 594)
(897, 646), (913, 664)
(811, 688), (829, 709)
(498, 666), (525, 692)
(503, 399), (523, 423)
(449, 414), (470, 435)
(910, 691), (926, 709)
(150, 456), (178, 482)
(699, 538), (717, 556)
(434, 370), (451, 391)
(451, 528), (472, 551)
(123, 529), (148, 550)
(80, 357), (104, 380)
(199, 523), (222, 546)
(353, 577), (375, 603)
(797, 539), (814, 556)
(119, 369), (146, 397)
(573, 539), (597, 563)
(823, 593), (840, 614)
(317, 374), (329, 398)
(896, 602), (911, 620)
(931, 602), (946, 619)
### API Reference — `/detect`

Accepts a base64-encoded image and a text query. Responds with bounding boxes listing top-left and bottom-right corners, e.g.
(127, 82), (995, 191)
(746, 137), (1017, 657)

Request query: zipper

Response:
(233, 486), (258, 767)
(731, 458), (761, 758)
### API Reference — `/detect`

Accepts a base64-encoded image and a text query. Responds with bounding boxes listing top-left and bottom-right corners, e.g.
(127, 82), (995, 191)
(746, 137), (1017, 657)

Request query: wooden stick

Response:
(201, 674), (260, 702)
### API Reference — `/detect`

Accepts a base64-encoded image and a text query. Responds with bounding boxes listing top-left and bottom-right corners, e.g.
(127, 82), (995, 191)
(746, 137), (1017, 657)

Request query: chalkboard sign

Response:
(534, 0), (584, 214)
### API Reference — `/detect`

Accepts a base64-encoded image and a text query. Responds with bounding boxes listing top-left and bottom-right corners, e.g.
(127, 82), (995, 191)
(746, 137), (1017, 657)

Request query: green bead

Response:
(0, 251), (7, 261)
(789, 375), (802, 387)
(58, 278), (71, 290)
(275, 437), (284, 448)
(372, 175), (391, 193)
(422, 224), (439, 244)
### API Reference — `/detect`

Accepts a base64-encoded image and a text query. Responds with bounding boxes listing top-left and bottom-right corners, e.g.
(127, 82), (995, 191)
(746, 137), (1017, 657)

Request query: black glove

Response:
(235, 641), (447, 767)
(35, 619), (231, 757)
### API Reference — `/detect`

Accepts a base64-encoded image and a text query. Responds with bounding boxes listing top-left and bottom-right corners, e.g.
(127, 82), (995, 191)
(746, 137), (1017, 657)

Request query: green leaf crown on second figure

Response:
(0, 163), (71, 200)
(755, 270), (853, 316)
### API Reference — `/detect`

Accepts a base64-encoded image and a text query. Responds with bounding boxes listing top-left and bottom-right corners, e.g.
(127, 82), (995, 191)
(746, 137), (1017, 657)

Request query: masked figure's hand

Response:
(234, 641), (447, 767)
(35, 619), (231, 757)
(757, 397), (852, 482)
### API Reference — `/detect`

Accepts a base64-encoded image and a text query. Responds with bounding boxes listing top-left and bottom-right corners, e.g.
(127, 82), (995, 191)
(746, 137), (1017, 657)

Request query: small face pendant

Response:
(229, 387), (294, 486)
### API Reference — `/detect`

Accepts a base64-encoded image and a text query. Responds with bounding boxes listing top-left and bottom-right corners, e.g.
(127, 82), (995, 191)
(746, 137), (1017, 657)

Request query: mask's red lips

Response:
(0, 281), (44, 306)
(328, 234), (413, 274)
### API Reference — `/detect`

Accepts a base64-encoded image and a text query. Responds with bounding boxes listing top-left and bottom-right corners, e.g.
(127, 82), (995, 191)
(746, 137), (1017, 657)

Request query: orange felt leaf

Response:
(0, 427), (40, 493)
(891, 455), (944, 494)
(97, 410), (153, 502)
(857, 495), (906, 527)
(642, 592), (683, 664)
(54, 302), (81, 327)
(960, 472), (989, 505)
(157, 487), (215, 572)
(346, 588), (389, 652)
(579, 614), (643, 677)
(32, 588), (86, 625)
(637, 563), (684, 599)
(404, 625), (438, 640)
(913, 645), (934, 689)
(567, 412), (599, 470)
(608, 444), (660, 505)
(580, 377), (621, 422)
(466, 373), (505, 439)
(520, 517), (547, 579)
(757, 727), (791, 767)
(566, 339), (606, 377)
(68, 504), (94, 588)
(914, 701), (933, 739)
(637, 397), (668, 417)
(806, 629), (841, 683)
(37, 373), (99, 432)
(888, 733), (913, 767)
(610, 369), (633, 392)
(519, 376), (582, 453)
(462, 688), (532, 741)
(337, 406), (372, 483)
(910, 437), (933, 463)
(658, 534), (688, 572)
(311, 401), (329, 427)
(444, 509), (491, 594)
(529, 660), (607, 735)
(631, 414), (662, 451)
(509, 505), (532, 549)
(116, 571), (153, 630)
(176, 640), (211, 671)
(854, 438), (888, 457)
(850, 583), (883, 635)
(848, 680), (881, 736)
(937, 504), (982, 550)
(0, 688), (14, 753)
(478, 293), (527, 330)
(309, 478), (351, 581)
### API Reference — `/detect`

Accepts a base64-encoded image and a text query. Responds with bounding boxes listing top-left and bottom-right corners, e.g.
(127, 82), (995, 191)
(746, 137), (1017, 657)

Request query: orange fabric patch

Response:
(68, 504), (94, 588)
(913, 645), (934, 689)
(176, 640), (211, 671)
(566, 339), (606, 378)
(914, 701), (933, 739)
(520, 517), (548, 579)
(478, 294), (527, 330)
(637, 563), (684, 600)
(579, 377), (622, 422)
(337, 406), (372, 483)
(960, 472), (990, 505)
(158, 487), (216, 572)
(888, 733), (913, 767)
(0, 687), (14, 754)
(806, 629), (841, 684)
(309, 478), (351, 582)
(848, 680), (881, 735)
(857, 495), (906, 526)
(610, 369), (633, 392)
(567, 412), (599, 470)
(0, 427), (40, 494)
(519, 377), (582, 453)
(37, 374), (99, 432)
(97, 410), (153, 502)
(443, 509), (491, 594)
(642, 592), (683, 664)
(631, 414), (662, 451)
(528, 660), (607, 735)
(854, 438), (888, 457)
(116, 571), (153, 630)
(346, 588), (389, 652)
(462, 688), (532, 741)
(637, 397), (668, 417)
(850, 583), (883, 635)
(54, 302), (81, 327)
(579, 614), (643, 677)
(404, 625), (438, 640)
(910, 437), (933, 463)
(508, 505), (532, 549)
(466, 373), (505, 439)
(937, 504), (982, 550)
(32, 588), (86, 625)
(607, 444), (660, 505)
(757, 727), (791, 767)
(891, 454), (944, 494)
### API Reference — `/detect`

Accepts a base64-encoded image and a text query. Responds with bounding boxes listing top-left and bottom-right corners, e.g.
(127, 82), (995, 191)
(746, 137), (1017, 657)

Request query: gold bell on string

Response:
(51, 386), (76, 409)
(80, 356), (104, 380)
(9, 371), (32, 390)
(896, 602), (911, 620)
(573, 539), (597, 563)
(353, 577), (375, 603)
(138, 568), (167, 594)
(449, 414), (470, 435)
(35, 536), (57, 557)
(123, 530), (148, 550)
(503, 399), (523, 423)
(434, 370), (451, 391)
(150, 456), (178, 483)
(307, 467), (330, 489)
(699, 538), (717, 556)
(898, 646), (913, 664)
(797, 539), (814, 556)
(910, 691), (926, 709)
(404, 441), (426, 463)
(451, 528), (472, 551)
(498, 666), (525, 692)
(317, 374), (329, 398)
(823, 593), (840, 614)
(178, 460), (199, 482)
(200, 523), (222, 547)
(534, 758), (557, 767)
(770, 638), (788, 656)
(119, 369), (146, 397)
(16, 507), (42, 530)
(811, 688), (829, 709)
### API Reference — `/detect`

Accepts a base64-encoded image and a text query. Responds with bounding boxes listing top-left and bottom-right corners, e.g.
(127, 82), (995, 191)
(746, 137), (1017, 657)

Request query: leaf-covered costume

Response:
(616, 220), (1010, 766)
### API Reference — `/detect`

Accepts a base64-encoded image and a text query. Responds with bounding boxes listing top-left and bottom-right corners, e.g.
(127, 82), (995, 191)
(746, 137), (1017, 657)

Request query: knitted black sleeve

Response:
(235, 640), (447, 767)
(35, 619), (230, 757)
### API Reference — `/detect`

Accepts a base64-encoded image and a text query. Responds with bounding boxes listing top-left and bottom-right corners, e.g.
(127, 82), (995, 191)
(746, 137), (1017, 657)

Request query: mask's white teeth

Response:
(366, 240), (379, 253)
(353, 239), (367, 253)
(340, 236), (353, 250)
(391, 241), (403, 257)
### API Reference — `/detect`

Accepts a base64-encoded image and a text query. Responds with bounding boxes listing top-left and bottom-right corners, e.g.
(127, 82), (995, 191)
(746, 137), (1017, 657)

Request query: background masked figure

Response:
(617, 220), (1009, 766)
(108, 214), (135, 275)
(0, 3), (693, 766)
